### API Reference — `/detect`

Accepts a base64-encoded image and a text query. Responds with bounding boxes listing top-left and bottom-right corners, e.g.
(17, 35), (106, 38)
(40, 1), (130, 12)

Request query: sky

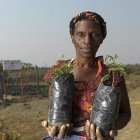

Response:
(0, 0), (140, 67)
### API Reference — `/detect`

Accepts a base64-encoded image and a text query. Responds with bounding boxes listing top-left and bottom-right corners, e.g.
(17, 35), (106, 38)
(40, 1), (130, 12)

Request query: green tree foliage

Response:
(22, 63), (33, 70)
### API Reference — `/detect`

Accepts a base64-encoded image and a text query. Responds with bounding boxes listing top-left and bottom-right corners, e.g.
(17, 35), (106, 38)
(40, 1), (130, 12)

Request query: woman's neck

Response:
(74, 56), (96, 68)
(72, 56), (99, 81)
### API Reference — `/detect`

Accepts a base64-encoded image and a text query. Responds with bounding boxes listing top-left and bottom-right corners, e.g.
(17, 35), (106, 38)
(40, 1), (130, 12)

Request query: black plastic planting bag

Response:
(90, 83), (121, 134)
(48, 74), (74, 125)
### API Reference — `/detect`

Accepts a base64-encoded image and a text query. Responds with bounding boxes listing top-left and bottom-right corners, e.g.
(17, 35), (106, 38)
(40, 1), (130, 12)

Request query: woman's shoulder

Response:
(96, 56), (106, 68)
(96, 56), (108, 73)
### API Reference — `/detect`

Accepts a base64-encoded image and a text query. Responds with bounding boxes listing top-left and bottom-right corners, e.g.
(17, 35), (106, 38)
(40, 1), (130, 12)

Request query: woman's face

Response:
(72, 20), (103, 58)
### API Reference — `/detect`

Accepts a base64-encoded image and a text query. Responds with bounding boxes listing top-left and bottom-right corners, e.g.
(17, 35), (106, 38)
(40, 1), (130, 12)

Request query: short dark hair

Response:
(69, 11), (107, 39)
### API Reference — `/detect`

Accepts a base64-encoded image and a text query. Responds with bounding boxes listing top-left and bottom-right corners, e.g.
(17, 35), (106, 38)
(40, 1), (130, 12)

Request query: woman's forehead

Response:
(74, 20), (101, 32)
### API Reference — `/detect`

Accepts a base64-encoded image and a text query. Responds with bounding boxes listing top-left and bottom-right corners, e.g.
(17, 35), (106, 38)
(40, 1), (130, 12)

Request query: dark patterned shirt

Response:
(44, 56), (123, 127)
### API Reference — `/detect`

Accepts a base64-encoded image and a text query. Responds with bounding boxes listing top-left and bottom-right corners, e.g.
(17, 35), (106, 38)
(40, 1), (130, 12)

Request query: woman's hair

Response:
(69, 11), (107, 39)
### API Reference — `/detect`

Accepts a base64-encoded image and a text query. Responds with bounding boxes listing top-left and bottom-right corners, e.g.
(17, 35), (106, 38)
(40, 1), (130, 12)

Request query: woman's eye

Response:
(77, 32), (85, 37)
(92, 33), (99, 38)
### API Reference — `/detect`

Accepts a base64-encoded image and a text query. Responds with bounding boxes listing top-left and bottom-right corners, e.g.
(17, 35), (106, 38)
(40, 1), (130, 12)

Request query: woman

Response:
(42, 11), (131, 140)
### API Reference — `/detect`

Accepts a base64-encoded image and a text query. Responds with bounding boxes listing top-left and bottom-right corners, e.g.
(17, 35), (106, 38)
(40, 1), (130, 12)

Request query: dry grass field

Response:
(116, 86), (140, 140)
(0, 73), (140, 140)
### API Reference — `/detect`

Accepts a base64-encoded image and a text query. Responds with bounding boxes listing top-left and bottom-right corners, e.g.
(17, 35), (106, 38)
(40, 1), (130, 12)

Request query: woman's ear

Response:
(71, 35), (75, 43)
(100, 36), (104, 45)
(100, 39), (103, 45)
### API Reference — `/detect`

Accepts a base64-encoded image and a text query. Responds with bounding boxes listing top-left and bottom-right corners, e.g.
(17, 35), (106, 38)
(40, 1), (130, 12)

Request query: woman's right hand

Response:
(85, 120), (118, 140)
(41, 120), (72, 139)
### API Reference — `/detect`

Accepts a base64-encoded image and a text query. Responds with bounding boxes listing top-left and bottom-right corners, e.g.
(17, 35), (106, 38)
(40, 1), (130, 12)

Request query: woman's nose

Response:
(85, 34), (93, 45)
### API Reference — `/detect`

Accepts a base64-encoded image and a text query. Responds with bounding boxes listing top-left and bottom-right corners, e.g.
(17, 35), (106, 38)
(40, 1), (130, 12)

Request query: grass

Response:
(116, 87), (140, 140)
(0, 96), (48, 140)
(0, 73), (140, 140)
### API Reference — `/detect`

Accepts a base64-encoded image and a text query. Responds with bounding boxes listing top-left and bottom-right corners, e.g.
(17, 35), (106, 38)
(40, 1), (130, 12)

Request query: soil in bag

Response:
(90, 83), (121, 135)
(48, 74), (74, 126)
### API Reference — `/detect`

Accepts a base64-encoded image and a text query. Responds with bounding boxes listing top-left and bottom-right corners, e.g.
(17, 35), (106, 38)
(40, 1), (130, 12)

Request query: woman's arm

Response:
(114, 80), (131, 130)
(85, 80), (131, 140)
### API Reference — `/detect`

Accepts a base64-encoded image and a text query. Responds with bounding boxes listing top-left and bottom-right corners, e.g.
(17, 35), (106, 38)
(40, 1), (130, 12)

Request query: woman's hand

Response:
(85, 120), (118, 140)
(41, 120), (72, 139)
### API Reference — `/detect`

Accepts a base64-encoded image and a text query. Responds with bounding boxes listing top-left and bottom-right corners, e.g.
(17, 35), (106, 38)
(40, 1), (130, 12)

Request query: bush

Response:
(126, 64), (140, 75)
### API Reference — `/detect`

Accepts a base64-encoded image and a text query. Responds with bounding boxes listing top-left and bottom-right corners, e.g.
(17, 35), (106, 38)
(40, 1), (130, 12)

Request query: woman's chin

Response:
(80, 53), (95, 58)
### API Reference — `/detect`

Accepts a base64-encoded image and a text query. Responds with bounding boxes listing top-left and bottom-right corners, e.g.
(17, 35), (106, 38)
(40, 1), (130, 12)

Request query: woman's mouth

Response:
(80, 47), (93, 53)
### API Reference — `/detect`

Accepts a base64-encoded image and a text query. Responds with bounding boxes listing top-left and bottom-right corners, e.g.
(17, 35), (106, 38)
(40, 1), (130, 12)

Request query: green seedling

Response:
(52, 55), (74, 77)
(102, 54), (127, 86)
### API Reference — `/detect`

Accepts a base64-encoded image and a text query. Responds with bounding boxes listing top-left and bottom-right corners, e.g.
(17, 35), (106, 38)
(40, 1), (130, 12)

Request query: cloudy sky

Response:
(0, 0), (140, 67)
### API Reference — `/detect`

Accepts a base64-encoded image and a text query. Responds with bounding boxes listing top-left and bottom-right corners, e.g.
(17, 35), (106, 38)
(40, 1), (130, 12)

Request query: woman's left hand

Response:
(41, 120), (73, 139)
(85, 120), (118, 140)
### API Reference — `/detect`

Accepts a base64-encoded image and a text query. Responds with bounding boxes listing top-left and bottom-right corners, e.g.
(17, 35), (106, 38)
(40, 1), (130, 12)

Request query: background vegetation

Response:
(0, 64), (140, 140)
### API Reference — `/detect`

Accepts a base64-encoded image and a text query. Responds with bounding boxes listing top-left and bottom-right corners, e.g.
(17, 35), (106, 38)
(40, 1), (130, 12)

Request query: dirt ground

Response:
(0, 86), (140, 140)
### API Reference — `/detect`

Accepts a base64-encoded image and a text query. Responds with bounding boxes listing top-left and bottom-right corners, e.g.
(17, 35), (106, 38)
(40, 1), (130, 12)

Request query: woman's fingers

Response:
(65, 124), (70, 136)
(96, 127), (103, 140)
(85, 120), (90, 137)
(65, 123), (73, 136)
(109, 130), (118, 137)
(47, 126), (57, 137)
(41, 120), (72, 139)
(41, 120), (57, 137)
(57, 125), (66, 139)
(90, 124), (96, 140)
(41, 120), (48, 127)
